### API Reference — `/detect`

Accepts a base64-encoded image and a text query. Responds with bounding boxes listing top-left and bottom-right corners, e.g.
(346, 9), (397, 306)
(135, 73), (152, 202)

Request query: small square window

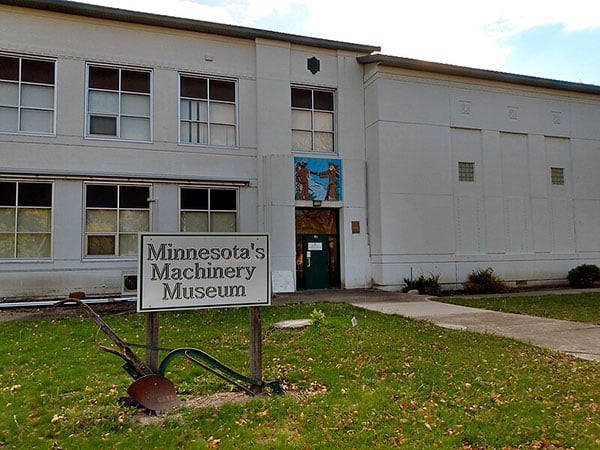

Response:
(551, 167), (565, 185)
(458, 162), (475, 182)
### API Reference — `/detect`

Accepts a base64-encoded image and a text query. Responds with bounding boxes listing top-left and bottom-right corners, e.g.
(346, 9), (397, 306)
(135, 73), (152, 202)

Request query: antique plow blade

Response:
(54, 299), (180, 413)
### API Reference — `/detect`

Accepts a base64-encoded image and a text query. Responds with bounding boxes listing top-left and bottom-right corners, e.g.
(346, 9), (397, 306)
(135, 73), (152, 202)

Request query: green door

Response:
(303, 234), (330, 289)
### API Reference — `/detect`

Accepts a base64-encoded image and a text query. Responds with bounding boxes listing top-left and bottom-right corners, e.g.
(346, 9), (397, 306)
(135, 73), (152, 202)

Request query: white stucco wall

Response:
(365, 66), (600, 290)
(0, 5), (373, 298)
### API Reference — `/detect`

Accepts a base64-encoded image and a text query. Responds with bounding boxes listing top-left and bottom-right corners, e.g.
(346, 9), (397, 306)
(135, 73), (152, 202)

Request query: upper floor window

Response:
(86, 65), (151, 141)
(0, 55), (55, 134)
(84, 183), (150, 257)
(292, 87), (335, 152)
(179, 75), (237, 147)
(0, 181), (52, 259)
(179, 186), (237, 232)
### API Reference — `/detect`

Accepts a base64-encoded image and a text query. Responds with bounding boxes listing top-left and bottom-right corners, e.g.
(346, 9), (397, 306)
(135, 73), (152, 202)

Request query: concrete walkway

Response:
(273, 288), (600, 362)
(352, 298), (600, 362)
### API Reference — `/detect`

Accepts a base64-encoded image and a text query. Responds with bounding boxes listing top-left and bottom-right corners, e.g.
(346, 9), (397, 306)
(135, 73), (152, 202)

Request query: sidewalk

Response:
(273, 288), (600, 362)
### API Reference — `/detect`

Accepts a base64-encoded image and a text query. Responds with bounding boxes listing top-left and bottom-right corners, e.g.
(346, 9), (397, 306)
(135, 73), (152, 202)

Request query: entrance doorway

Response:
(295, 208), (340, 290)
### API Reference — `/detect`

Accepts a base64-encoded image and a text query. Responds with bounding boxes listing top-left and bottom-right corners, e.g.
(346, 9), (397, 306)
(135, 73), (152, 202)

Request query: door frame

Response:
(295, 208), (340, 290)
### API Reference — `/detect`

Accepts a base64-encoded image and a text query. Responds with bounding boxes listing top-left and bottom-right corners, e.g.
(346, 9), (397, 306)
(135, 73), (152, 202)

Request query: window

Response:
(85, 184), (150, 257)
(292, 87), (334, 152)
(551, 167), (565, 185)
(458, 161), (475, 182)
(86, 65), (151, 140)
(179, 75), (237, 146)
(180, 187), (237, 232)
(0, 181), (52, 259)
(0, 55), (55, 134)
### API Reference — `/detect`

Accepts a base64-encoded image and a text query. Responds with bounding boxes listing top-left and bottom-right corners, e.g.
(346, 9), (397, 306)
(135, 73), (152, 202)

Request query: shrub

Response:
(310, 308), (326, 326)
(463, 267), (509, 294)
(567, 264), (600, 288)
(402, 272), (441, 296)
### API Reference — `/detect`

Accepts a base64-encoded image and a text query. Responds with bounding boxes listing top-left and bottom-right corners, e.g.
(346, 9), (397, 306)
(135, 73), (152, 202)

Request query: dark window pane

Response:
(89, 116), (117, 135)
(291, 88), (312, 108)
(181, 76), (207, 99)
(87, 235), (115, 255)
(181, 188), (208, 210)
(18, 183), (51, 207)
(87, 185), (117, 208)
(210, 189), (236, 210)
(209, 80), (235, 102)
(314, 91), (334, 111)
(21, 59), (55, 84)
(120, 186), (149, 208)
(0, 182), (16, 206)
(0, 56), (19, 81)
(122, 70), (150, 93)
(89, 66), (119, 90)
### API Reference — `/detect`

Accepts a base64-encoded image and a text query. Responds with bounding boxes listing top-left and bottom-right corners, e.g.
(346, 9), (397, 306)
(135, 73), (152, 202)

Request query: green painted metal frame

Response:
(158, 347), (283, 395)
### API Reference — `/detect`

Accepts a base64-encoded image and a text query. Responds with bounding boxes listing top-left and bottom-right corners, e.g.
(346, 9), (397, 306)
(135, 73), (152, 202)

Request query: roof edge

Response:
(358, 54), (600, 96)
(1, 0), (380, 54)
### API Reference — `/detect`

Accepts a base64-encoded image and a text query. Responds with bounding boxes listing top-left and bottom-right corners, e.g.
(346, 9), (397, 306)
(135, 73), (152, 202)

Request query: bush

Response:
(463, 267), (509, 294)
(567, 264), (600, 288)
(402, 272), (441, 296)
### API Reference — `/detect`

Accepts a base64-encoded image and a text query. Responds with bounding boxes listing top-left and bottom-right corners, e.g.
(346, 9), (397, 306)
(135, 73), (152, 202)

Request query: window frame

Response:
(291, 86), (336, 153)
(458, 161), (475, 182)
(178, 186), (239, 233)
(550, 167), (565, 186)
(0, 54), (57, 135)
(178, 73), (238, 148)
(83, 182), (151, 259)
(0, 180), (54, 260)
(85, 63), (153, 142)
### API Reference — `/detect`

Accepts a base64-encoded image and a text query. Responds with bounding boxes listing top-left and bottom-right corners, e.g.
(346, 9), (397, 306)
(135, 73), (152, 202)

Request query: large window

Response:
(0, 55), (55, 134)
(86, 65), (151, 140)
(179, 75), (237, 146)
(0, 181), (52, 259)
(85, 184), (150, 257)
(180, 187), (237, 232)
(292, 87), (335, 152)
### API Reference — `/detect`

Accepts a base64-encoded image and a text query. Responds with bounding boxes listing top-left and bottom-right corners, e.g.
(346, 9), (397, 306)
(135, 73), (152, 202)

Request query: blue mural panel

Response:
(294, 157), (342, 201)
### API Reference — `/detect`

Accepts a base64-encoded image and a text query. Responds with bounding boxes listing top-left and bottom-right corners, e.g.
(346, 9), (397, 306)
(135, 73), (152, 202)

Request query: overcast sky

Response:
(78, 0), (600, 85)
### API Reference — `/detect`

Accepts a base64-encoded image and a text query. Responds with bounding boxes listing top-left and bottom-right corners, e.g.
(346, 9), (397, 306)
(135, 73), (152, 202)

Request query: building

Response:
(1, 0), (599, 301)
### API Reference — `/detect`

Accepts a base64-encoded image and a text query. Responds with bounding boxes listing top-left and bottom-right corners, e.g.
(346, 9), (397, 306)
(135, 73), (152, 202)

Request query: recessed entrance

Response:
(295, 208), (340, 290)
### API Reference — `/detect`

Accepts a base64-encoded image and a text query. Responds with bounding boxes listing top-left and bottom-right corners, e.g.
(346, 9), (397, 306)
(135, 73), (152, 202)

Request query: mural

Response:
(294, 157), (342, 201)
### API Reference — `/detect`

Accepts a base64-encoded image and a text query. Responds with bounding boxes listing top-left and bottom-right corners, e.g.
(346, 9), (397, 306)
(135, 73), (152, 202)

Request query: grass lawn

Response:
(439, 292), (600, 324)
(1, 302), (599, 449)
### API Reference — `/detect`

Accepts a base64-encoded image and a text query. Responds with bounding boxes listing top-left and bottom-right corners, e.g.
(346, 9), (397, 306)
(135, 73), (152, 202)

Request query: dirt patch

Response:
(134, 391), (255, 426)
(0, 301), (136, 322)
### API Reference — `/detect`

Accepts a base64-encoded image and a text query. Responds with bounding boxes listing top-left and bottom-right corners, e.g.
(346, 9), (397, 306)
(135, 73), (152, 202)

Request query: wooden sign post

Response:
(249, 306), (262, 392)
(145, 312), (160, 372)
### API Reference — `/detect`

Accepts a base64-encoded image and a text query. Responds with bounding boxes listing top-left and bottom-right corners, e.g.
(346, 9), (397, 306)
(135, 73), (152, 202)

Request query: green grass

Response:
(1, 302), (599, 449)
(439, 292), (600, 324)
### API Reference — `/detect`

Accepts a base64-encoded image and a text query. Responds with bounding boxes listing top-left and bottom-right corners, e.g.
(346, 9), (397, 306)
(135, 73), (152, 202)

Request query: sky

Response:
(78, 0), (600, 85)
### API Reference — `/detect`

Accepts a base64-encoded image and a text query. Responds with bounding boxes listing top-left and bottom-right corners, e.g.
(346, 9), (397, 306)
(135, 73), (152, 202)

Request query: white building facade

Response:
(1, 0), (599, 300)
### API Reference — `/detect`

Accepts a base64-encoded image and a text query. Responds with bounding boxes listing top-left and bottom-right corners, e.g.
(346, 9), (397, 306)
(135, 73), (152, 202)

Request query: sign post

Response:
(137, 233), (270, 380)
(249, 306), (262, 392)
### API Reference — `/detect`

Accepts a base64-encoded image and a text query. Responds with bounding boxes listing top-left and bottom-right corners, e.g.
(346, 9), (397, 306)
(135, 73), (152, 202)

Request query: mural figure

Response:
(295, 160), (310, 200)
(311, 162), (340, 201)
